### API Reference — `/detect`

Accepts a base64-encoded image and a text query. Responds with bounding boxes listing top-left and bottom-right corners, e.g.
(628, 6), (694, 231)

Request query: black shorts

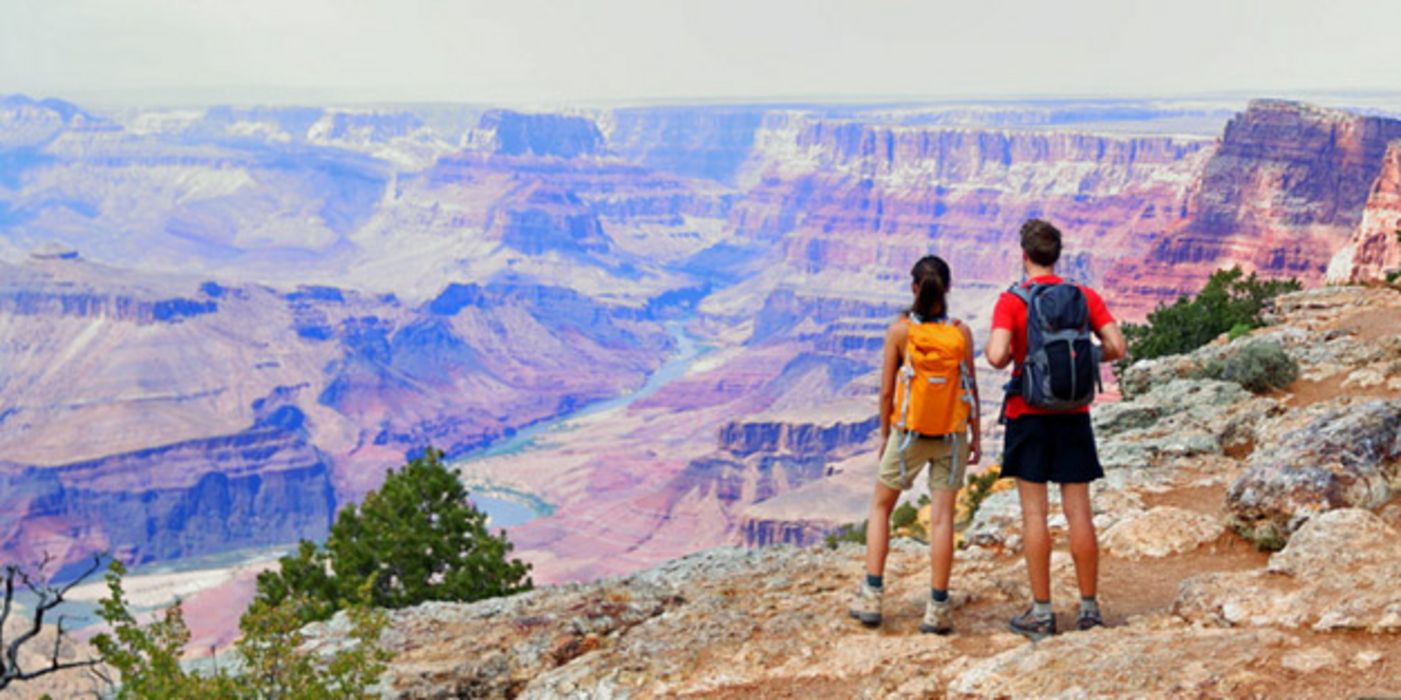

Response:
(1001, 412), (1104, 484)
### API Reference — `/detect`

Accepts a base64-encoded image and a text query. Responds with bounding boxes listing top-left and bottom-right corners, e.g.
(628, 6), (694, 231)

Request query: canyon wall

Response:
(603, 107), (767, 184)
(1329, 141), (1401, 283)
(729, 114), (1214, 295)
(1110, 100), (1401, 312)
(0, 403), (334, 572)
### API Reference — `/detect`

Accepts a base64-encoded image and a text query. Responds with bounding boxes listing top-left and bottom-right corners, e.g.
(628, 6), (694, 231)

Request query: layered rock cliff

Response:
(474, 110), (603, 159)
(672, 402), (878, 506)
(729, 114), (1213, 294)
(1110, 100), (1401, 312)
(1329, 140), (1401, 283)
(0, 403), (334, 571)
(602, 107), (767, 184)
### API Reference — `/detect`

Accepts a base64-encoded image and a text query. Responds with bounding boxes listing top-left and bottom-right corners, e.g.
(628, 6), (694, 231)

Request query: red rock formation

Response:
(1110, 100), (1401, 315)
(1329, 141), (1401, 282)
(730, 115), (1213, 293)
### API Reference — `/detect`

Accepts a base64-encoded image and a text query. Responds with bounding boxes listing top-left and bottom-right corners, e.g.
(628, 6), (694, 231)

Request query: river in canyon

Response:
(455, 318), (714, 528)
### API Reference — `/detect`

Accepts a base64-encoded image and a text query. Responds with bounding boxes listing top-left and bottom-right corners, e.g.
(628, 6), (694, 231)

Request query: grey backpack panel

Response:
(1006, 282), (1101, 412)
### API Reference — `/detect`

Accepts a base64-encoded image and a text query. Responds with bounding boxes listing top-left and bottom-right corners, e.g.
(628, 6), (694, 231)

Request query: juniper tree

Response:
(255, 447), (533, 624)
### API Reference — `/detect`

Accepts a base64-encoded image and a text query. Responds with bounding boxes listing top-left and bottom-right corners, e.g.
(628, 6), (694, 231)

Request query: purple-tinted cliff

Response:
(1329, 141), (1401, 283)
(1110, 100), (1401, 313)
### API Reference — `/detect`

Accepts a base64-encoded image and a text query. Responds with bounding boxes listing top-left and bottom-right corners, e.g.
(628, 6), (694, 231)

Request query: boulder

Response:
(1118, 354), (1203, 398)
(1280, 647), (1338, 674)
(1093, 379), (1277, 470)
(948, 625), (1293, 699)
(1102, 506), (1223, 559)
(1175, 509), (1401, 633)
(1265, 507), (1398, 577)
(1226, 398), (1401, 547)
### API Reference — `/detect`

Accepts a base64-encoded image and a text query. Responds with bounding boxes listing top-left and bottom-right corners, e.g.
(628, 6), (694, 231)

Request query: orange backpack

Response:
(892, 314), (975, 485)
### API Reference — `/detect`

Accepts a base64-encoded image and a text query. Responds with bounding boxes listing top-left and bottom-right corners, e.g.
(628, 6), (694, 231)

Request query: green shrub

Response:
(255, 447), (533, 625)
(891, 501), (920, 530)
(1197, 339), (1299, 394)
(1120, 267), (1300, 371)
(92, 562), (389, 698)
(958, 465), (1003, 527)
(1232, 522), (1288, 552)
(824, 521), (868, 549)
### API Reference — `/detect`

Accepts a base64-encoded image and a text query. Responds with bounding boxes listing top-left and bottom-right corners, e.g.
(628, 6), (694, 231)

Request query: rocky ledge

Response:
(304, 507), (1399, 698)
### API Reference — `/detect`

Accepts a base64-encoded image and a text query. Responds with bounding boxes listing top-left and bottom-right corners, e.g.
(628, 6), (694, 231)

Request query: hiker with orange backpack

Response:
(985, 219), (1127, 640)
(849, 255), (980, 635)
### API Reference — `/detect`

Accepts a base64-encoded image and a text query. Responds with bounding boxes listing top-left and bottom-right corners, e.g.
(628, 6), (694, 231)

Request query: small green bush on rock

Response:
(255, 447), (533, 626)
(824, 521), (867, 549)
(1197, 340), (1299, 394)
(891, 501), (919, 530)
(959, 466), (1003, 527)
(1119, 267), (1300, 375)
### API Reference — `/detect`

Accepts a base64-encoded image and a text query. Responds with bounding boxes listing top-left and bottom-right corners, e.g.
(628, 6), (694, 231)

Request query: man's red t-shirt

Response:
(990, 275), (1115, 419)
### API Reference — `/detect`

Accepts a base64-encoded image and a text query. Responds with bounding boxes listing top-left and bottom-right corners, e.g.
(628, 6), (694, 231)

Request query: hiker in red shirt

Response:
(985, 219), (1127, 640)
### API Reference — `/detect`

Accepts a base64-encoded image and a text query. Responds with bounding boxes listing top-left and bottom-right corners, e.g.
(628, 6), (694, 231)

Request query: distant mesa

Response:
(478, 109), (603, 158)
(30, 242), (79, 260)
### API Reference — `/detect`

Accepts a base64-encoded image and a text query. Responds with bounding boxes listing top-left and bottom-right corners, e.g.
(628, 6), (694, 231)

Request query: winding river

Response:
(455, 319), (712, 528)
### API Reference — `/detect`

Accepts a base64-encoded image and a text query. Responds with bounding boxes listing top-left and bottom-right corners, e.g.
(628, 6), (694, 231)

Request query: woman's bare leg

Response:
(927, 488), (959, 590)
(864, 481), (902, 577)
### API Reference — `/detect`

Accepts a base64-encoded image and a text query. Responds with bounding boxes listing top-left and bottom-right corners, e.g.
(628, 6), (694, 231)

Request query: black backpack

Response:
(1003, 282), (1101, 416)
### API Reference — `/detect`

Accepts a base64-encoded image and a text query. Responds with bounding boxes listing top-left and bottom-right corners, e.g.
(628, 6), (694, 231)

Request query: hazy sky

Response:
(2, 0), (1398, 106)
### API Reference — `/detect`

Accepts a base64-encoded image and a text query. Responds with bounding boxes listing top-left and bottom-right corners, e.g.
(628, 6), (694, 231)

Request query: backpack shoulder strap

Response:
(1008, 283), (1036, 305)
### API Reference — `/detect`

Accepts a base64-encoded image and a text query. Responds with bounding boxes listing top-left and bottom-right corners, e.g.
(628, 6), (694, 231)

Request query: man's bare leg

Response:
(1061, 481), (1104, 628)
(1060, 482), (1098, 598)
(1007, 477), (1057, 639)
(1017, 478), (1052, 601)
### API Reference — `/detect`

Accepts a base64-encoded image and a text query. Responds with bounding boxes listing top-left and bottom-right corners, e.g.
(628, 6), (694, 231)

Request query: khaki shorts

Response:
(878, 429), (969, 492)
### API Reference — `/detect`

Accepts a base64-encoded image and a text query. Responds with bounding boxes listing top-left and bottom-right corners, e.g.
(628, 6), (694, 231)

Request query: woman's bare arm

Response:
(878, 318), (906, 455)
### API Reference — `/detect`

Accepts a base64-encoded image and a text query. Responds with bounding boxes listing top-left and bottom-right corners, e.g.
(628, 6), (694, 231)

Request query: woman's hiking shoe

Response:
(1008, 608), (1056, 641)
(847, 581), (883, 626)
(1076, 608), (1104, 631)
(919, 598), (954, 635)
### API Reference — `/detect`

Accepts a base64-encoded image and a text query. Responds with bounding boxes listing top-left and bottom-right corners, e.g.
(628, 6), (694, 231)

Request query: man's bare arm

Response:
(959, 322), (982, 465)
(985, 327), (1013, 369)
(1096, 322), (1127, 363)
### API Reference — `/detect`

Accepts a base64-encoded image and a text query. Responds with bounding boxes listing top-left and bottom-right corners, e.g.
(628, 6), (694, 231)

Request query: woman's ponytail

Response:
(912, 272), (946, 321)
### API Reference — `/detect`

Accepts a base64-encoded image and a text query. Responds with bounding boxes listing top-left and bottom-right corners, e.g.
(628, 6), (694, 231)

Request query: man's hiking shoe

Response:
(847, 581), (882, 626)
(1008, 608), (1056, 641)
(1076, 609), (1104, 631)
(919, 598), (954, 635)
